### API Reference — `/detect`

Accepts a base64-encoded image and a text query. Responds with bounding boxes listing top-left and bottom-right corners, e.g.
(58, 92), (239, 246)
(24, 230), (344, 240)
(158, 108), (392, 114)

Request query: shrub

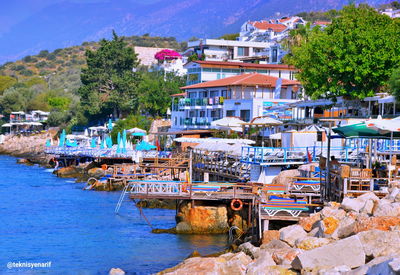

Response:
(38, 50), (49, 58)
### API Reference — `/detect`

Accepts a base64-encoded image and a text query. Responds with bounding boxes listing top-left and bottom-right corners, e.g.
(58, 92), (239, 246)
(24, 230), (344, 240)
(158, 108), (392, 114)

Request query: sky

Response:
(0, 0), (159, 36)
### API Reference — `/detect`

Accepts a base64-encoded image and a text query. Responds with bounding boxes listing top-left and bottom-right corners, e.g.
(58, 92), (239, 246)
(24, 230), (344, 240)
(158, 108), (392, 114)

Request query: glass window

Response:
(272, 48), (278, 63)
(226, 110), (236, 117)
(240, 110), (251, 121)
(237, 47), (244, 56)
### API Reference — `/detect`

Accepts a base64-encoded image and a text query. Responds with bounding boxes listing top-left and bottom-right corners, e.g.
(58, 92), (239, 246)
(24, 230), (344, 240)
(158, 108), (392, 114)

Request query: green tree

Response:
(110, 114), (152, 143)
(138, 71), (185, 117)
(287, 5), (400, 100)
(389, 67), (400, 101)
(0, 76), (17, 95)
(219, 33), (239, 40)
(78, 31), (140, 119)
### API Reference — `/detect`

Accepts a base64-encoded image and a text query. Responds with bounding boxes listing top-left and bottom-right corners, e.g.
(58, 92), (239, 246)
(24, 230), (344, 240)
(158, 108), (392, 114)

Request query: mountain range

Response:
(0, 0), (391, 64)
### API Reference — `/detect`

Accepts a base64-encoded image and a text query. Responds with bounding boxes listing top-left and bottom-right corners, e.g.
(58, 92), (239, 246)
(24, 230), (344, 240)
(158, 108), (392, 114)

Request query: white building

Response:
(184, 60), (297, 85)
(184, 39), (270, 62)
(171, 73), (301, 131)
(381, 8), (400, 18)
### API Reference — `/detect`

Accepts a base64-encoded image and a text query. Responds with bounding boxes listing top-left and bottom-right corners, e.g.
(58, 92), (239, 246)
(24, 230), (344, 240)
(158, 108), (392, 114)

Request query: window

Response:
(240, 110), (251, 122)
(199, 91), (208, 98)
(226, 110), (236, 117)
(272, 48), (278, 63)
(210, 90), (218, 97)
(237, 47), (245, 56)
(199, 111), (205, 117)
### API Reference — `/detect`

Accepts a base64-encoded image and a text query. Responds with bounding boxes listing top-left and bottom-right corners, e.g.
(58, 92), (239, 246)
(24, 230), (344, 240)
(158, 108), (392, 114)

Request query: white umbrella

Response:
(1, 123), (11, 127)
(366, 116), (400, 175)
(211, 117), (245, 131)
(127, 127), (146, 134)
(251, 116), (282, 125)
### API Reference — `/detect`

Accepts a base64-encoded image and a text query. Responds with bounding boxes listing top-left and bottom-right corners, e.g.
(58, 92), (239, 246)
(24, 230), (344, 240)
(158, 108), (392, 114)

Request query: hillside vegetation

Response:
(0, 34), (186, 130)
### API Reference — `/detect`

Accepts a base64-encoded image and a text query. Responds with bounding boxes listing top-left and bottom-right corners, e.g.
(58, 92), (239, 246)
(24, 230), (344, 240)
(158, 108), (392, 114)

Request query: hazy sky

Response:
(0, 0), (159, 35)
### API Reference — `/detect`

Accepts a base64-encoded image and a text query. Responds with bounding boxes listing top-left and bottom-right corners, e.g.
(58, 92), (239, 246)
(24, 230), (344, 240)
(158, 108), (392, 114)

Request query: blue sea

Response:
(0, 155), (227, 274)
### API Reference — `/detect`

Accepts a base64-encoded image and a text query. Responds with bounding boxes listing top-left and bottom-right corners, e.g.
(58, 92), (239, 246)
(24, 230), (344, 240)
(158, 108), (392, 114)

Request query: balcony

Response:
(177, 97), (225, 109)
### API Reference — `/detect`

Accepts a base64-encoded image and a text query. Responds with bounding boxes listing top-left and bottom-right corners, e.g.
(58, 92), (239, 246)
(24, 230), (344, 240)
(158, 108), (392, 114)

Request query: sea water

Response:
(0, 155), (227, 274)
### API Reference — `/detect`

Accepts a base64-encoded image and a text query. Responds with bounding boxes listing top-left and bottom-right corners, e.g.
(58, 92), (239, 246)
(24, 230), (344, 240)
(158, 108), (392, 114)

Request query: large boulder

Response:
(55, 166), (81, 178)
(299, 213), (321, 232)
(348, 256), (400, 275)
(295, 237), (331, 250)
(341, 197), (366, 213)
(320, 207), (346, 220)
(247, 266), (295, 275)
(279, 225), (307, 247)
(291, 235), (365, 270)
(387, 187), (400, 202)
(336, 216), (357, 239)
(260, 239), (290, 250)
(238, 242), (260, 259)
(162, 256), (225, 274)
(316, 217), (339, 238)
(222, 252), (252, 275)
(373, 199), (400, 217)
(109, 268), (125, 275)
(356, 230), (400, 258)
(87, 167), (105, 178)
(262, 230), (279, 245)
(272, 169), (300, 186)
(271, 247), (302, 265)
(354, 216), (400, 232)
(176, 203), (229, 234)
(245, 250), (276, 274)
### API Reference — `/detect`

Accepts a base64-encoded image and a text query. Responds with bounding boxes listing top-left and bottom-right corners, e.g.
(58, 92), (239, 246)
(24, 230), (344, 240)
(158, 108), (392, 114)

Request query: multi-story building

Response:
(183, 39), (270, 62)
(185, 60), (297, 85)
(171, 73), (301, 131)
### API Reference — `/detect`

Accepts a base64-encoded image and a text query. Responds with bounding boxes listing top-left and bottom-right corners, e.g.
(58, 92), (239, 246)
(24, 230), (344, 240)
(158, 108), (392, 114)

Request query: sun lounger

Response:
(291, 180), (320, 191)
(261, 195), (309, 217)
(262, 184), (287, 194)
(191, 185), (221, 192)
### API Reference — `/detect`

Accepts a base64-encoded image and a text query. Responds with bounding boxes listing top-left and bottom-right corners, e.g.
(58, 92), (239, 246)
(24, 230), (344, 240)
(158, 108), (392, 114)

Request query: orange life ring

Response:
(231, 199), (243, 211)
(101, 164), (108, 171)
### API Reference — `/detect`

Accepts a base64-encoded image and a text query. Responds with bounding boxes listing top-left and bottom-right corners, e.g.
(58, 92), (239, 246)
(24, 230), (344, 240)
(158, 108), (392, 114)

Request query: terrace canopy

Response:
(333, 122), (400, 139)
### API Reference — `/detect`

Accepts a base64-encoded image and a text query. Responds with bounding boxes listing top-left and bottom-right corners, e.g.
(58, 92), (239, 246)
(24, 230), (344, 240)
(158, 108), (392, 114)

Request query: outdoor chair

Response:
(261, 195), (309, 217)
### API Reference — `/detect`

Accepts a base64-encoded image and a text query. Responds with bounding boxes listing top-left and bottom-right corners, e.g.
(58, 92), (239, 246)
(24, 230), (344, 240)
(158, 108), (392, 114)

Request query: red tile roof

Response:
(314, 21), (331, 25)
(193, 60), (296, 70)
(250, 21), (287, 32)
(181, 73), (300, 90)
(171, 92), (186, 97)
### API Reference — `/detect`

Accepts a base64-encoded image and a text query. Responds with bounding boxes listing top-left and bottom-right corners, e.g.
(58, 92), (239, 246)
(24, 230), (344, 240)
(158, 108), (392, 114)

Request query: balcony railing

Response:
(178, 97), (225, 108)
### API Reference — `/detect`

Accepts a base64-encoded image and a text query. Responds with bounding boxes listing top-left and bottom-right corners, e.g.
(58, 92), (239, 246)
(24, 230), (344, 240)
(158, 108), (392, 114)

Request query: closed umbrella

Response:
(122, 130), (127, 153)
(116, 132), (121, 153)
(108, 119), (113, 131)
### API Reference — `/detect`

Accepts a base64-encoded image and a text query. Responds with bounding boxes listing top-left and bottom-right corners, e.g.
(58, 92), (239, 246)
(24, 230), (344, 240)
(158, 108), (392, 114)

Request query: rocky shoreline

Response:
(0, 130), (57, 167)
(158, 188), (400, 274)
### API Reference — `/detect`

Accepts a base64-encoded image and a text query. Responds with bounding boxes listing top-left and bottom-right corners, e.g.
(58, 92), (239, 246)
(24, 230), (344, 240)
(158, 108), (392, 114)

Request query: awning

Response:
(333, 122), (400, 139)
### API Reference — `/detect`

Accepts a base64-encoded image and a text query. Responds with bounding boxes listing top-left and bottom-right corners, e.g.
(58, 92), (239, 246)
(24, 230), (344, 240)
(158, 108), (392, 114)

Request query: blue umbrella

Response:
(132, 132), (145, 137)
(59, 129), (66, 147)
(136, 140), (157, 151)
(116, 132), (121, 153)
(90, 137), (97, 148)
(108, 118), (113, 131)
(100, 138), (105, 149)
(46, 139), (51, 147)
(122, 130), (127, 153)
(106, 136), (113, 148)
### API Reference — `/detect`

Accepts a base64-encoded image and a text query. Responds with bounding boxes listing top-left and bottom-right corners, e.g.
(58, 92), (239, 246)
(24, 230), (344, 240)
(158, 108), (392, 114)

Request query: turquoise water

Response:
(0, 155), (227, 274)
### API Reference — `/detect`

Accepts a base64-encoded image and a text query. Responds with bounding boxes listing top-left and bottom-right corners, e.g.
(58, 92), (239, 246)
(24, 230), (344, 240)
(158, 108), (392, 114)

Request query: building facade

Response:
(185, 60), (297, 85)
(171, 73), (301, 131)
